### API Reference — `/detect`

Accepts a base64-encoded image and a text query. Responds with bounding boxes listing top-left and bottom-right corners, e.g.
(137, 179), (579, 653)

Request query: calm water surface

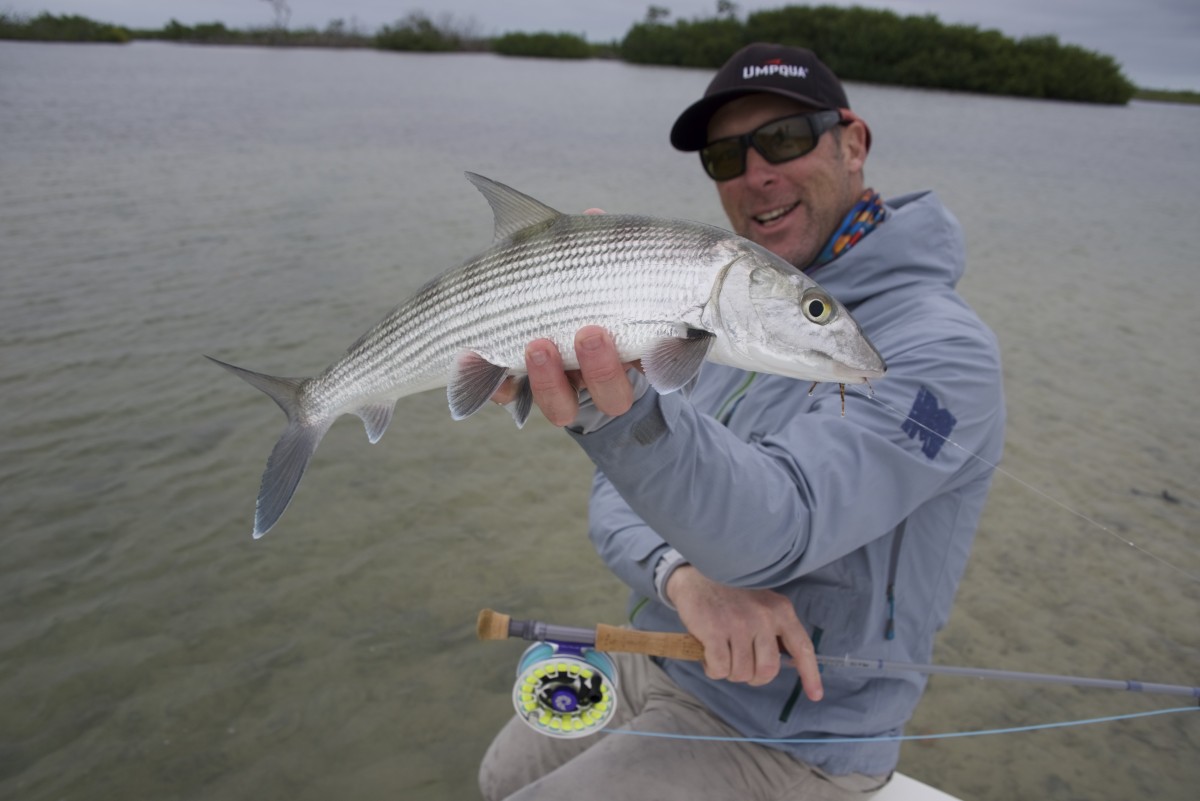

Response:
(1, 42), (1197, 800)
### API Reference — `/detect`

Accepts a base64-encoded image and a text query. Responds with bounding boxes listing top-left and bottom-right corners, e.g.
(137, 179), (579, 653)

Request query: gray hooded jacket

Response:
(568, 190), (1006, 776)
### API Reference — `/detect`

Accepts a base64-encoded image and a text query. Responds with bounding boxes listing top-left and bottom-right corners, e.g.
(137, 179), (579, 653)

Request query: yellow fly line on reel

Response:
(513, 642), (618, 738)
(478, 607), (1199, 741)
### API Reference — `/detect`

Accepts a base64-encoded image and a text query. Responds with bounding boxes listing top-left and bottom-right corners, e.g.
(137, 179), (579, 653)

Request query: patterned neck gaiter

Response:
(807, 189), (886, 272)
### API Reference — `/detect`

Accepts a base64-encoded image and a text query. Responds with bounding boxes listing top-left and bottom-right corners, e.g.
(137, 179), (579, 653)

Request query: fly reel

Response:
(513, 642), (618, 738)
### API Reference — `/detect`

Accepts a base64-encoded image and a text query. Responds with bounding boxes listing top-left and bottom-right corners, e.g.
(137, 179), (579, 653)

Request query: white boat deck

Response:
(875, 772), (962, 800)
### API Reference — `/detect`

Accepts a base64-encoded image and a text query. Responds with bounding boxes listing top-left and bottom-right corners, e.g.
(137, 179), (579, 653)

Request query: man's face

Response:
(708, 94), (867, 269)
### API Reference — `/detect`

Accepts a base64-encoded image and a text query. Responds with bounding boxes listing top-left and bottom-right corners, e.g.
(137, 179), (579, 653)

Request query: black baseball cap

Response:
(670, 43), (869, 152)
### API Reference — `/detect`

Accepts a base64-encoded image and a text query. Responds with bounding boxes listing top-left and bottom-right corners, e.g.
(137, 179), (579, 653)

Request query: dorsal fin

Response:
(465, 172), (563, 243)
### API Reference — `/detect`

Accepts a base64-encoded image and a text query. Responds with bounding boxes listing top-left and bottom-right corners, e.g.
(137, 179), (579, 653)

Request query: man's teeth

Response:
(754, 202), (798, 223)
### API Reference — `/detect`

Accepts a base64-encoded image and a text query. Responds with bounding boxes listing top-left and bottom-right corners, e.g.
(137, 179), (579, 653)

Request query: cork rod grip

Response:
(594, 623), (705, 661)
(476, 609), (511, 641)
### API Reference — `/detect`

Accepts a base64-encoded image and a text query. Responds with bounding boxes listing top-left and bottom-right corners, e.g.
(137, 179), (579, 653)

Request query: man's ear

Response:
(841, 119), (869, 173)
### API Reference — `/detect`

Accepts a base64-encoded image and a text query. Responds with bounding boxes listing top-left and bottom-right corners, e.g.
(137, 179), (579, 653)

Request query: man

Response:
(480, 43), (1005, 800)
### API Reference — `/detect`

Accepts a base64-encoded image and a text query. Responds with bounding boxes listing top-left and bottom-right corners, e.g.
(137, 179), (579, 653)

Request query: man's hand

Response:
(666, 565), (823, 700)
(492, 326), (640, 427)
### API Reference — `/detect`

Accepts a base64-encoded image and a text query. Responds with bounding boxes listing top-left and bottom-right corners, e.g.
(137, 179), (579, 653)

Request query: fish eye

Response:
(801, 290), (834, 324)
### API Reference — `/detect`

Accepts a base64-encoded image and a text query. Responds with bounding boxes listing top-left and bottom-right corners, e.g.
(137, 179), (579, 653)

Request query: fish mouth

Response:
(749, 344), (886, 385)
(752, 200), (800, 226)
(833, 358), (887, 382)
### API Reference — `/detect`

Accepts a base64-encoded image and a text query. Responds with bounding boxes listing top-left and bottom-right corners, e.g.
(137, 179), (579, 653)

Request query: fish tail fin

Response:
(206, 356), (330, 538)
(254, 416), (330, 539)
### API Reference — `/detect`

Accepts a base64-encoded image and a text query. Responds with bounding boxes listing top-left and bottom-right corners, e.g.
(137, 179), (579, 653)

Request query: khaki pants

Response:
(479, 652), (890, 801)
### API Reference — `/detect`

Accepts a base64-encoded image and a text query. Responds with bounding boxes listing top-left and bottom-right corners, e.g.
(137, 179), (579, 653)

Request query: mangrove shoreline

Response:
(2, 7), (1195, 106)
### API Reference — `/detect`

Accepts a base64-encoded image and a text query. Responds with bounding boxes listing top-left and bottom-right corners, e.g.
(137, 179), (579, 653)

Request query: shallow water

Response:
(1, 42), (1197, 800)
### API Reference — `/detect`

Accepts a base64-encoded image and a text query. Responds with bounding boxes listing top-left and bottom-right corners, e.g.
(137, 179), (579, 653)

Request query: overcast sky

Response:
(21, 1), (1200, 89)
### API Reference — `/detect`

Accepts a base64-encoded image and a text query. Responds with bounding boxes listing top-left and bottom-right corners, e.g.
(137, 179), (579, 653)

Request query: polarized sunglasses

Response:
(700, 110), (847, 182)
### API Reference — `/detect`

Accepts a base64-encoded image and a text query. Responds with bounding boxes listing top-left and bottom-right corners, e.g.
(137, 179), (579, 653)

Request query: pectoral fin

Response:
(642, 329), (714, 394)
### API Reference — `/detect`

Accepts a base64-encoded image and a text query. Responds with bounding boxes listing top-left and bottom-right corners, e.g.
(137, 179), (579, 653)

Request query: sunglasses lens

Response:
(754, 117), (817, 163)
(700, 113), (838, 181)
(701, 140), (745, 181)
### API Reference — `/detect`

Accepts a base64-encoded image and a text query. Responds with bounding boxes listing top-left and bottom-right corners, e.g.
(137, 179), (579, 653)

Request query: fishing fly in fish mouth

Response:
(208, 172), (885, 538)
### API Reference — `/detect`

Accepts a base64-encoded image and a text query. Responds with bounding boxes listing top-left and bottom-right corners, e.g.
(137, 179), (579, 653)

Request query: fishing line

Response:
(479, 609), (1199, 749)
(846, 384), (1200, 585)
(602, 706), (1199, 744)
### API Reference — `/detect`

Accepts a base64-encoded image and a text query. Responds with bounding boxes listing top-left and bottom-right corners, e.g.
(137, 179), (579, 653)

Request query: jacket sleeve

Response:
(569, 314), (1004, 590)
(586, 469), (672, 602)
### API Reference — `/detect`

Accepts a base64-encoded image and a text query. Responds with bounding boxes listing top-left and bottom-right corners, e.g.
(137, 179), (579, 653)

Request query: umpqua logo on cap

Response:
(742, 58), (810, 80)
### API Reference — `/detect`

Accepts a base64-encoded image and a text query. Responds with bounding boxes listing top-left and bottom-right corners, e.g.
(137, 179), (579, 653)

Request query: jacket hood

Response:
(806, 191), (965, 308)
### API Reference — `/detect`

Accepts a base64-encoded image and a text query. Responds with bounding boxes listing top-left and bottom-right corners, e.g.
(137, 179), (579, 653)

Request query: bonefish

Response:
(209, 173), (886, 537)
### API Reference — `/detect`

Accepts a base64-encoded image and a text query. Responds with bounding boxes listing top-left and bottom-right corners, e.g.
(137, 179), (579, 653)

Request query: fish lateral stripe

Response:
(211, 174), (887, 536)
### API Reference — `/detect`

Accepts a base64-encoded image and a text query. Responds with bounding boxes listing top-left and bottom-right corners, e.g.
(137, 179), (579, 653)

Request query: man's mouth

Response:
(752, 201), (800, 225)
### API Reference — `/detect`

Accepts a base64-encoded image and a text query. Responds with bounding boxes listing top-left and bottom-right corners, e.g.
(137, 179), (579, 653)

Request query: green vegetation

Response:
(5, 4), (1191, 105)
(1135, 87), (1200, 105)
(138, 18), (371, 47)
(0, 11), (130, 42)
(493, 31), (593, 60)
(375, 12), (483, 52)
(622, 16), (744, 68)
(624, 5), (1137, 104)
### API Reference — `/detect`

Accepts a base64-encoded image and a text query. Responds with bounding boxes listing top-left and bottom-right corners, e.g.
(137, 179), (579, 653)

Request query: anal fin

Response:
(448, 351), (511, 420)
(355, 402), (396, 443)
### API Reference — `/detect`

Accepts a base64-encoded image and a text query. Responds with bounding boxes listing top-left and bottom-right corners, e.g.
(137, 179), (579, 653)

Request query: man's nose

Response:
(742, 145), (778, 184)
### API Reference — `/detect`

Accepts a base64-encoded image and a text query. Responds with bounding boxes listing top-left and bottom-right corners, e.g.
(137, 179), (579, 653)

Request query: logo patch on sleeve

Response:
(901, 386), (956, 459)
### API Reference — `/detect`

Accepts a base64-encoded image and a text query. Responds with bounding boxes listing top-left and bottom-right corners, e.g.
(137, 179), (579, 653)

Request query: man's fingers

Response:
(514, 328), (635, 428)
(727, 636), (756, 684)
(782, 630), (823, 701)
(525, 339), (578, 427)
(750, 635), (783, 686)
(574, 327), (633, 415)
(700, 638), (731, 681)
(490, 376), (519, 405)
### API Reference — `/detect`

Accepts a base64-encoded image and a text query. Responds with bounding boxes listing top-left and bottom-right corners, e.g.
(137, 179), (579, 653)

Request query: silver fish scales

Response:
(209, 173), (886, 538)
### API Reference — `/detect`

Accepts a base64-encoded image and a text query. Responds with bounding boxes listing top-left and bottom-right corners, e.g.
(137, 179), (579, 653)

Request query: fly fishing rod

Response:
(478, 608), (1199, 738)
